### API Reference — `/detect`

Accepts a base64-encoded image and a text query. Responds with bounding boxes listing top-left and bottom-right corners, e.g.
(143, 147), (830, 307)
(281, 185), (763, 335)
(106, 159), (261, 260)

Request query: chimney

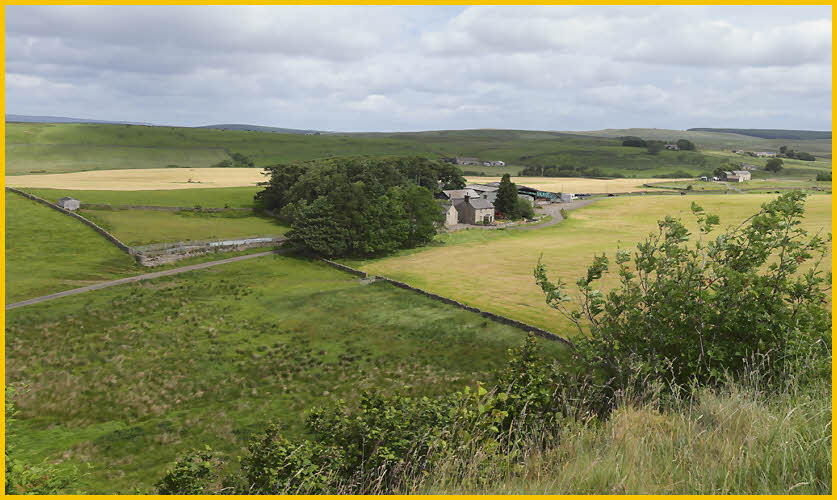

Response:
(464, 194), (470, 203)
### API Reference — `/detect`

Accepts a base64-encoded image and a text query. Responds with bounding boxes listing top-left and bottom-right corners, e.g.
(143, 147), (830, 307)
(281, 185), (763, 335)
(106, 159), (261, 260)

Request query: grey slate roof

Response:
(465, 183), (499, 192)
(58, 197), (79, 202)
(468, 198), (494, 210)
(442, 189), (481, 199)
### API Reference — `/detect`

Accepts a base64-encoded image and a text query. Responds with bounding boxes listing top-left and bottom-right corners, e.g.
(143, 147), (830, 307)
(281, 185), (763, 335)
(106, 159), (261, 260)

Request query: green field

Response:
(348, 193), (832, 335)
(4, 192), (141, 302)
(8, 123), (830, 180)
(79, 208), (289, 246)
(22, 186), (262, 208)
(645, 179), (832, 192)
(5, 254), (566, 493)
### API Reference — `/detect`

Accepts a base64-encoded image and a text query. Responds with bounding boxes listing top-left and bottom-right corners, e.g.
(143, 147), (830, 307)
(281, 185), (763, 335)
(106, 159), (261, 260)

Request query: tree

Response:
(516, 197), (535, 219)
(676, 139), (696, 151)
(646, 141), (664, 155)
(765, 158), (784, 173)
(621, 136), (647, 148)
(495, 174), (519, 219)
(535, 192), (831, 389)
(815, 172), (831, 181)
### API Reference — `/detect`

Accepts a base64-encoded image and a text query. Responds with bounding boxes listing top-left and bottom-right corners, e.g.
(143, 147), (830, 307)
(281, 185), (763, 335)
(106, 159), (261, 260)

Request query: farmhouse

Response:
(726, 170), (752, 182)
(665, 144), (679, 150)
(57, 196), (80, 211)
(453, 196), (495, 225)
(754, 152), (777, 157)
(482, 160), (506, 166)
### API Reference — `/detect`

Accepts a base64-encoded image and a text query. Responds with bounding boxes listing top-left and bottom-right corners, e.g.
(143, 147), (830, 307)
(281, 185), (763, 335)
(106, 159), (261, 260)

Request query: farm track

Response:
(6, 249), (287, 310)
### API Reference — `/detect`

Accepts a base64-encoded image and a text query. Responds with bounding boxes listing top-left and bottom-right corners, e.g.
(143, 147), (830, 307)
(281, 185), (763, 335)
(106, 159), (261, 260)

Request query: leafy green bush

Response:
(516, 197), (535, 219)
(535, 191), (831, 388)
(815, 172), (831, 181)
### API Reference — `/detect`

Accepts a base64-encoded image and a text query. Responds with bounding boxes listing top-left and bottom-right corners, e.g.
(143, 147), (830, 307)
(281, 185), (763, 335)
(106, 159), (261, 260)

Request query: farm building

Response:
(453, 197), (495, 225)
(455, 157), (481, 165)
(726, 170), (752, 182)
(438, 200), (459, 227)
(754, 152), (777, 157)
(665, 144), (679, 150)
(57, 197), (80, 211)
(517, 185), (560, 201)
(441, 188), (482, 201)
(465, 183), (499, 203)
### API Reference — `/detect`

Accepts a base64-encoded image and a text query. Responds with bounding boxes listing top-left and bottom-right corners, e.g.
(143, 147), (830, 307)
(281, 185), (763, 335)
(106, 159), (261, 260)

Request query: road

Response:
(6, 249), (286, 310)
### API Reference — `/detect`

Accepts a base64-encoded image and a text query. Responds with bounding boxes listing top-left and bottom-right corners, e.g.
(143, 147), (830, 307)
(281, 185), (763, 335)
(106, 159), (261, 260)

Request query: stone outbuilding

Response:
(438, 200), (459, 227)
(57, 197), (80, 211)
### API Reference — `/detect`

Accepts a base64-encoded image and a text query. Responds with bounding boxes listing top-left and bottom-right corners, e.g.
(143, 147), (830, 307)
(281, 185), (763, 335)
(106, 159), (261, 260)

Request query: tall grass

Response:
(415, 374), (831, 495)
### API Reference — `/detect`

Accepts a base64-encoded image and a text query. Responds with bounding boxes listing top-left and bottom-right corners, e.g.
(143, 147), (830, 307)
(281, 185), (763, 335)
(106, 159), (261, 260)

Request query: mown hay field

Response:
(5, 254), (567, 493)
(5, 191), (141, 302)
(6, 167), (268, 190)
(352, 193), (832, 335)
(464, 176), (691, 193)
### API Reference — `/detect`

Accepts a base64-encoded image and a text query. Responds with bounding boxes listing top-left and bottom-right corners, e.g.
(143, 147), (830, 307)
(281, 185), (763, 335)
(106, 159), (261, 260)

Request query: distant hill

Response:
(6, 114), (154, 126)
(198, 123), (325, 135)
(687, 128), (831, 140)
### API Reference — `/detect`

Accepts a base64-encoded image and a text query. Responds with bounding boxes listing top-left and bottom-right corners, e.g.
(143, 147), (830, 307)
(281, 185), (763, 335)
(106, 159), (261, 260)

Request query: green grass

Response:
(5, 254), (568, 493)
(4, 191), (141, 302)
(644, 179), (832, 192)
(8, 123), (829, 179)
(79, 208), (289, 246)
(22, 186), (263, 209)
(349, 193), (832, 335)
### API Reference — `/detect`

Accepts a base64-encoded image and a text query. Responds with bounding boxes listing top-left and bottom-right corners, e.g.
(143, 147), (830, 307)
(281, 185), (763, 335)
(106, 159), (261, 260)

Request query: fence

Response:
(135, 236), (286, 266)
(319, 257), (574, 347)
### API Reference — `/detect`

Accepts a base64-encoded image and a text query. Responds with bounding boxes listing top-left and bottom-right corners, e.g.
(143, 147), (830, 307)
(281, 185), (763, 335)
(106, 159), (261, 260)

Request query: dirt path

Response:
(6, 249), (286, 311)
(445, 198), (597, 233)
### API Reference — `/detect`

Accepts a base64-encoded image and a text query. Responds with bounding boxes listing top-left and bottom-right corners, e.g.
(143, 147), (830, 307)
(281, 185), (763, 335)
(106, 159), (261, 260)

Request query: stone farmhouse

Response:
(725, 170), (752, 182)
(454, 197), (494, 225)
(465, 183), (499, 203)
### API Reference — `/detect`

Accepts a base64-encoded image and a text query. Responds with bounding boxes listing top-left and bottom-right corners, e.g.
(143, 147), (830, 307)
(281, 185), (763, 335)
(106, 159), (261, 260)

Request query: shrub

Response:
(815, 172), (831, 181)
(535, 192), (831, 389)
(517, 197), (535, 219)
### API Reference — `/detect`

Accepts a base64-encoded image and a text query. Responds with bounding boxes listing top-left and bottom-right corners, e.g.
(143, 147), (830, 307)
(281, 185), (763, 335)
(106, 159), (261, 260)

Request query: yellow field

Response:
(465, 176), (691, 193)
(6, 168), (687, 193)
(5, 167), (267, 190)
(356, 194), (832, 337)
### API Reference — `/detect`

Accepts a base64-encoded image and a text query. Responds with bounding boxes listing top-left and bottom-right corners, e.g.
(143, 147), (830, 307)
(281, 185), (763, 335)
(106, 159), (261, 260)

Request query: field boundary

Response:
(319, 257), (574, 348)
(6, 186), (137, 257)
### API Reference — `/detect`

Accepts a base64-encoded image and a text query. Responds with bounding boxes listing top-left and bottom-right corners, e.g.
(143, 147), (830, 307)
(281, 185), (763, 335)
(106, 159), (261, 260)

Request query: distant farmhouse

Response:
(482, 160), (506, 166)
(455, 157), (481, 166)
(754, 152), (777, 157)
(664, 144), (679, 151)
(725, 170), (752, 182)
(58, 196), (80, 211)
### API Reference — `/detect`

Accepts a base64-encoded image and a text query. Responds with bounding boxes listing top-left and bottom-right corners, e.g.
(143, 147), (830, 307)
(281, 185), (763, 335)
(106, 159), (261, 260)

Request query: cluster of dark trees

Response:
(519, 164), (620, 178)
(213, 152), (255, 168)
(779, 146), (816, 161)
(493, 174), (535, 220)
(255, 157), (466, 257)
(622, 137), (696, 155)
(815, 172), (831, 181)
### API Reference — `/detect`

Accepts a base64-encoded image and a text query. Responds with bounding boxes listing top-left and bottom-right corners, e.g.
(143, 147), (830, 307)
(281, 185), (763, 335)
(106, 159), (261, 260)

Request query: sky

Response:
(5, 5), (832, 132)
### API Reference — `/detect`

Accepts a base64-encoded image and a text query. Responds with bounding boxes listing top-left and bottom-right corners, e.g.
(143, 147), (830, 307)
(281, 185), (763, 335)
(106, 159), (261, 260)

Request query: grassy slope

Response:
(5, 122), (433, 175)
(349, 194), (832, 335)
(22, 186), (262, 208)
(9, 123), (829, 179)
(4, 191), (141, 302)
(422, 380), (831, 495)
(5, 254), (568, 493)
(79, 209), (289, 246)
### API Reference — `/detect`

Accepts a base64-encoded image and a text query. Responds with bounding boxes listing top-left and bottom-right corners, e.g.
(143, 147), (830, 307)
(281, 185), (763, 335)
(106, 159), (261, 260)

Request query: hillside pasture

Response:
(351, 194), (832, 335)
(5, 191), (140, 302)
(21, 186), (262, 208)
(5, 254), (567, 493)
(79, 208), (289, 246)
(6, 167), (269, 190)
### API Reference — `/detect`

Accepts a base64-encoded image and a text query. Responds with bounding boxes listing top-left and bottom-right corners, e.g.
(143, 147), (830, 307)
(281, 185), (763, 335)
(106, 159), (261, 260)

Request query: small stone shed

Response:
(58, 197), (81, 211)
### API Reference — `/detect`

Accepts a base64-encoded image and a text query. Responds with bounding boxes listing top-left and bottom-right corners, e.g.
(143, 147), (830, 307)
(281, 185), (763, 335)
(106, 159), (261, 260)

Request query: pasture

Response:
(5, 254), (567, 493)
(80, 208), (289, 246)
(21, 186), (262, 208)
(5, 191), (140, 302)
(351, 193), (832, 335)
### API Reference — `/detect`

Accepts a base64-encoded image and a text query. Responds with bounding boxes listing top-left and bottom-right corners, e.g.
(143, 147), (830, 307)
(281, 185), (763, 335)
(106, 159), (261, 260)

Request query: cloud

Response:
(5, 5), (832, 131)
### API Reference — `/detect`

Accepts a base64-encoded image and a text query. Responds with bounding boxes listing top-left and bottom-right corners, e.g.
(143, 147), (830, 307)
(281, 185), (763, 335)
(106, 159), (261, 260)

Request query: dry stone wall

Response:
(319, 257), (574, 347)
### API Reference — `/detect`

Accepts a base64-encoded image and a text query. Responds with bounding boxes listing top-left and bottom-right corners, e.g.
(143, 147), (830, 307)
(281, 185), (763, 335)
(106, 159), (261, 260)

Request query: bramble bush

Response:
(535, 191), (831, 389)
